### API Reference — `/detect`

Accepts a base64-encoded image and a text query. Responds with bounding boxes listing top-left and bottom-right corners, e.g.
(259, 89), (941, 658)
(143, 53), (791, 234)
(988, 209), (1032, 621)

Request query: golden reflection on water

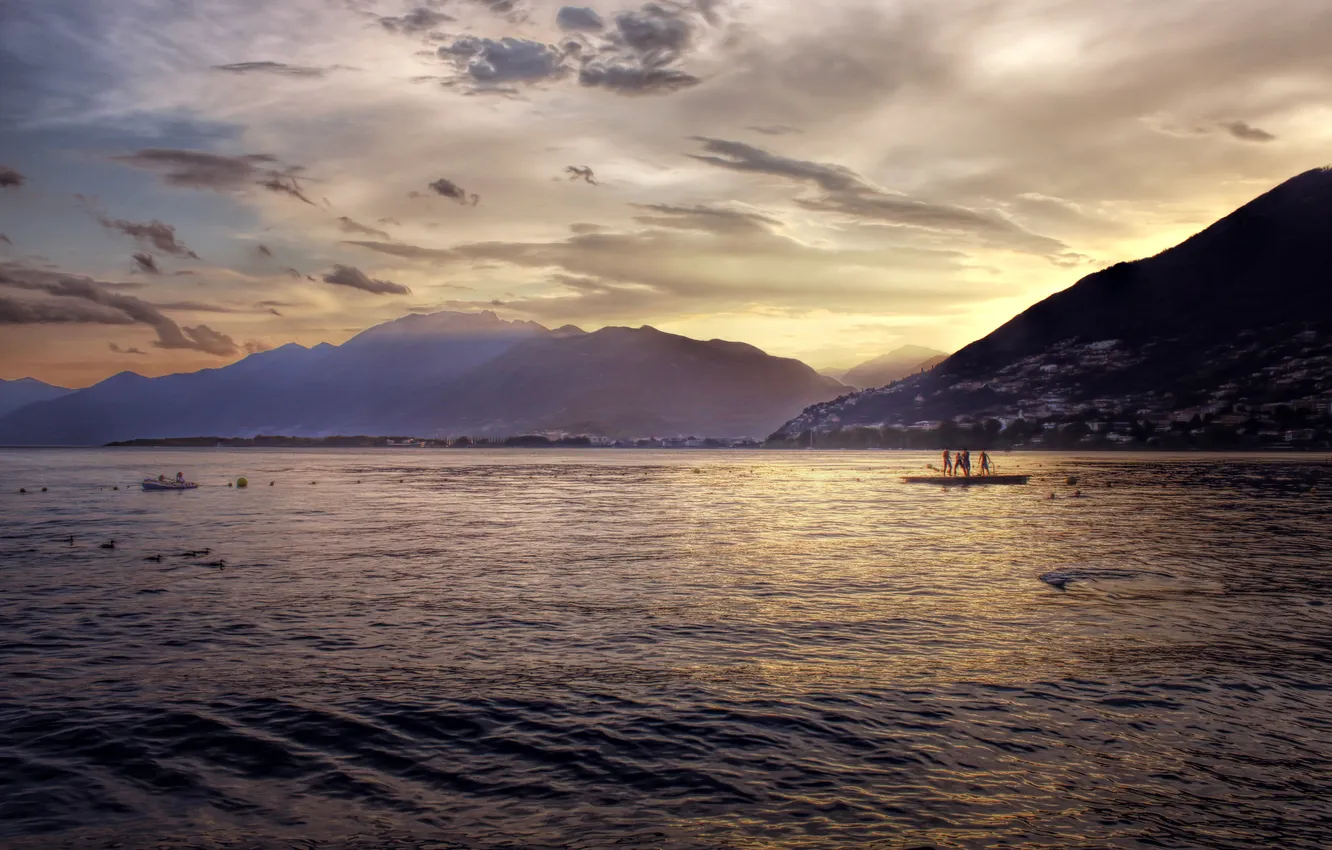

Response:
(1, 450), (1330, 849)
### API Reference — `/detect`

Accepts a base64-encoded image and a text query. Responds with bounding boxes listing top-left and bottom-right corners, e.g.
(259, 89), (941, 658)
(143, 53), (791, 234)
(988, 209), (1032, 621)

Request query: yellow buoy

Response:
(237, 477), (248, 488)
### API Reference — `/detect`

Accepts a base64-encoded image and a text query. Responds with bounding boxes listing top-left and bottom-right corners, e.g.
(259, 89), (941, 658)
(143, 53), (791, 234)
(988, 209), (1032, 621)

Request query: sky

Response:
(1, 0), (1330, 387)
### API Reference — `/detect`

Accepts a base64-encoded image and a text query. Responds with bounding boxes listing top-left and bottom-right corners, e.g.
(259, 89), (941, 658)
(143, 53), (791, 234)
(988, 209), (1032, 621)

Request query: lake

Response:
(2, 449), (1330, 849)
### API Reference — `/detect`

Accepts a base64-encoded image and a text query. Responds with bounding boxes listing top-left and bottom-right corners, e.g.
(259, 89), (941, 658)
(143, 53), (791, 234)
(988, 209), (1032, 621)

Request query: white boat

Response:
(142, 477), (198, 491)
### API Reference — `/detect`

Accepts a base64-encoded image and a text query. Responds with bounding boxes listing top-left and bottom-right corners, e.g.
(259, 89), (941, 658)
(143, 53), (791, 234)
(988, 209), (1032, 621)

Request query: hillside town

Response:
(775, 330), (1332, 450)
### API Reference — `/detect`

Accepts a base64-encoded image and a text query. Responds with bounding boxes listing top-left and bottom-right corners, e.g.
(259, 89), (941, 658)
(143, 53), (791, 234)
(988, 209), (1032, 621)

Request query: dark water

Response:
(2, 449), (1331, 849)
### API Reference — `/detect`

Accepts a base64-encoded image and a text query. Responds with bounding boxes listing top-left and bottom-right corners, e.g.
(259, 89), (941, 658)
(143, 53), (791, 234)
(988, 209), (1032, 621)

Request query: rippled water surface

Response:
(3, 449), (1332, 849)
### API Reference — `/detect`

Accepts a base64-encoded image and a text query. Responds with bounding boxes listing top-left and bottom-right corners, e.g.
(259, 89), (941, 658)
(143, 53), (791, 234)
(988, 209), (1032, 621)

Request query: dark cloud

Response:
(379, 7), (455, 33)
(111, 149), (312, 204)
(214, 61), (329, 77)
(257, 300), (298, 308)
(0, 294), (136, 325)
(687, 137), (1071, 257)
(0, 166), (23, 189)
(132, 252), (161, 274)
(266, 307), (283, 316)
(108, 342), (147, 355)
(556, 6), (604, 31)
(0, 262), (239, 355)
(257, 174), (315, 205)
(321, 264), (412, 295)
(578, 63), (699, 94)
(438, 36), (569, 86)
(377, 217), (402, 226)
(281, 266), (304, 279)
(1221, 120), (1276, 142)
(573, 1), (711, 95)
(748, 125), (801, 136)
(689, 137), (868, 192)
(612, 3), (694, 63)
(173, 270), (196, 276)
(0, 234), (11, 245)
(565, 165), (597, 184)
(245, 340), (274, 354)
(257, 244), (273, 257)
(95, 215), (199, 259)
(427, 177), (480, 205)
(338, 216), (392, 239)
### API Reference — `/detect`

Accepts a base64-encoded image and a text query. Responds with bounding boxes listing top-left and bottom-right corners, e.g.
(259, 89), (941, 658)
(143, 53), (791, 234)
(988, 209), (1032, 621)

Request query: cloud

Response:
(214, 61), (329, 77)
(281, 266), (304, 279)
(256, 244), (273, 257)
(0, 234), (11, 245)
(630, 203), (780, 234)
(110, 149), (312, 204)
(687, 137), (1071, 257)
(345, 204), (977, 323)
(132, 252), (161, 274)
(0, 166), (23, 189)
(748, 125), (801, 136)
(108, 342), (147, 355)
(1221, 120), (1276, 142)
(256, 174), (315, 205)
(688, 136), (868, 192)
(338, 216), (392, 239)
(573, 1), (711, 95)
(0, 262), (239, 355)
(577, 63), (699, 94)
(557, 6), (605, 32)
(437, 36), (570, 87)
(379, 8), (456, 33)
(150, 301), (238, 313)
(95, 215), (199, 258)
(321, 264), (411, 295)
(565, 165), (597, 184)
(427, 177), (480, 205)
(1, 294), (136, 325)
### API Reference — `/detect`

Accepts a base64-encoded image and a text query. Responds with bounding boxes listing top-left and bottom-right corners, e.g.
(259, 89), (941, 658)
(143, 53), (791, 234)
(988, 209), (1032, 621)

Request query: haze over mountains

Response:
(0, 313), (844, 445)
(777, 168), (1332, 439)
(832, 346), (948, 390)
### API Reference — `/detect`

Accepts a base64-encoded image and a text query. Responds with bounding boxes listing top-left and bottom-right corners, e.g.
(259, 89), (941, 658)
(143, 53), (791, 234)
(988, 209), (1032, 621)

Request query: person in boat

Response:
(175, 472), (184, 484)
(942, 448), (953, 476)
(158, 474), (167, 483)
(979, 450), (993, 476)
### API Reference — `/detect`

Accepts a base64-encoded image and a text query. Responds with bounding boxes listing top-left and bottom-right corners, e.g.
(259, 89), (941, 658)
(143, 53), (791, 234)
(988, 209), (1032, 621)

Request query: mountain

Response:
(0, 312), (843, 444)
(775, 167), (1332, 439)
(0, 377), (71, 418)
(414, 326), (844, 437)
(839, 345), (947, 390)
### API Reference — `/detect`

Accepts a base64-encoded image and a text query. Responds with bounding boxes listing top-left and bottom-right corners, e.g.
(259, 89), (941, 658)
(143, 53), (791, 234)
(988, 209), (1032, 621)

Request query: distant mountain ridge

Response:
(0, 377), (71, 418)
(0, 312), (843, 444)
(776, 167), (1332, 439)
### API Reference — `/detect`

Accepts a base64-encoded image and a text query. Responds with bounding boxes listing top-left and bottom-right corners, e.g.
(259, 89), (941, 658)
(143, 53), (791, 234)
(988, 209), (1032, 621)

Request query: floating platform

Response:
(142, 478), (198, 491)
(901, 474), (1030, 486)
